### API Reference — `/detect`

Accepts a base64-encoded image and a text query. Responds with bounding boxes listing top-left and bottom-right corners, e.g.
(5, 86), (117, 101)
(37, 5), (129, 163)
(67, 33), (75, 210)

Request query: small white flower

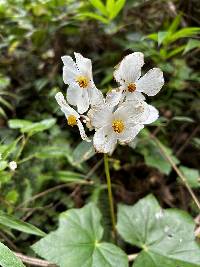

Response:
(55, 92), (90, 142)
(62, 52), (104, 114)
(9, 161), (17, 171)
(91, 99), (159, 154)
(86, 88), (121, 130)
(114, 52), (164, 101)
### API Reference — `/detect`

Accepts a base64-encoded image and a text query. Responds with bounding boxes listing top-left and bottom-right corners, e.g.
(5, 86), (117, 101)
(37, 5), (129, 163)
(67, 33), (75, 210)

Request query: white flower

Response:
(86, 88), (121, 130)
(91, 98), (159, 154)
(55, 92), (90, 142)
(9, 161), (17, 171)
(114, 52), (164, 101)
(62, 52), (104, 114)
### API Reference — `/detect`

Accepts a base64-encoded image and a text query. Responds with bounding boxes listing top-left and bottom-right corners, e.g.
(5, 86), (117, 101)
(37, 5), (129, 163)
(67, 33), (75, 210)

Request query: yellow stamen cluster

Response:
(127, 83), (136, 93)
(67, 115), (77, 127)
(112, 119), (124, 133)
(76, 76), (89, 88)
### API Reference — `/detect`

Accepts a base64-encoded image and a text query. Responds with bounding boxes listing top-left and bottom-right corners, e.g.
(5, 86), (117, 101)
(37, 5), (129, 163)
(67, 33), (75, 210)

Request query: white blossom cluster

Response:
(55, 52), (164, 154)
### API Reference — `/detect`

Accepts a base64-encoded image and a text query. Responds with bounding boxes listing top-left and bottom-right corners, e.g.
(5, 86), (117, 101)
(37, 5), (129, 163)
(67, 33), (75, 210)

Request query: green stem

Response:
(15, 134), (30, 162)
(104, 154), (116, 238)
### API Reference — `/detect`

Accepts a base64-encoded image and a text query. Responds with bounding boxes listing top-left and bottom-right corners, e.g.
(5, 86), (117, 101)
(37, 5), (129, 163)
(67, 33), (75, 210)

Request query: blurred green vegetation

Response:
(0, 0), (200, 257)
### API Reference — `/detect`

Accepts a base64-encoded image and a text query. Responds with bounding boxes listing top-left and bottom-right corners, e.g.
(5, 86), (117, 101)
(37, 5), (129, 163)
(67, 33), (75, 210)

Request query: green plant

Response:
(0, 74), (15, 118)
(147, 14), (200, 60)
(80, 0), (126, 24)
(0, 0), (200, 266)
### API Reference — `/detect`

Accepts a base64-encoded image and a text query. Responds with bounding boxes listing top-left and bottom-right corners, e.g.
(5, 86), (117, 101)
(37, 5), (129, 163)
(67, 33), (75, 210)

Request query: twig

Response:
(176, 125), (199, 156)
(14, 253), (57, 267)
(85, 158), (103, 179)
(17, 180), (93, 209)
(152, 135), (200, 210)
(15, 252), (138, 266)
(0, 232), (19, 252)
(21, 204), (54, 221)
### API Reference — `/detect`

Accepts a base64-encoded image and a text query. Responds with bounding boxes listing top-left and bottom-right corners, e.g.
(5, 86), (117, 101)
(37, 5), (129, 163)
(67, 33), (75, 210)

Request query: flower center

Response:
(76, 76), (89, 88)
(112, 119), (124, 133)
(67, 115), (77, 127)
(127, 83), (136, 92)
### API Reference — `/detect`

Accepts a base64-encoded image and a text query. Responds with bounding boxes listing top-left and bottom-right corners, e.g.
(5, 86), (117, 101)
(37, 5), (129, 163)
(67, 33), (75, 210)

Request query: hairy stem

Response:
(104, 154), (116, 239)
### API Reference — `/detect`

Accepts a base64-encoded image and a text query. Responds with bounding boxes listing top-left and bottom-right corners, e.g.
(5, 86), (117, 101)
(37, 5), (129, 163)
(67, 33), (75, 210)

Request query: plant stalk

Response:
(104, 154), (116, 238)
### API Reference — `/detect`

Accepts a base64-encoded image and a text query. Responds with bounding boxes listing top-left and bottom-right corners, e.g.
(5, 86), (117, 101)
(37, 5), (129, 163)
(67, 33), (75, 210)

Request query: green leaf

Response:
(79, 12), (109, 24)
(172, 116), (195, 123)
(89, 0), (108, 16)
(55, 171), (87, 183)
(32, 204), (128, 267)
(0, 75), (10, 90)
(146, 33), (158, 42)
(0, 242), (25, 267)
(5, 190), (19, 204)
(0, 171), (12, 185)
(166, 45), (185, 59)
(168, 13), (182, 33)
(157, 31), (168, 45)
(110, 0), (126, 20)
(8, 118), (56, 134)
(22, 118), (56, 134)
(0, 106), (7, 118)
(106, 0), (115, 13)
(192, 137), (200, 149)
(160, 14), (182, 46)
(0, 213), (45, 236)
(179, 166), (200, 188)
(0, 96), (13, 110)
(8, 119), (32, 129)
(0, 160), (8, 171)
(2, 137), (22, 159)
(72, 141), (96, 165)
(117, 195), (200, 267)
(35, 145), (72, 160)
(170, 27), (200, 43)
(183, 39), (200, 54)
(138, 137), (179, 175)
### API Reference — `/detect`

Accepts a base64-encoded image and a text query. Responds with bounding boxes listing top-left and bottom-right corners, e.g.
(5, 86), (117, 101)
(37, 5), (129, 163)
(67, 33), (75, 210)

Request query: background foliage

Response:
(0, 0), (200, 266)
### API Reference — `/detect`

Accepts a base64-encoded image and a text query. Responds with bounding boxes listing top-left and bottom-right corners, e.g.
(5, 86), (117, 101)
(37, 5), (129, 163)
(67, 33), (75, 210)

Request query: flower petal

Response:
(76, 89), (90, 114)
(77, 119), (91, 142)
(136, 68), (164, 96)
(61, 56), (78, 85)
(113, 100), (146, 123)
(74, 52), (92, 79)
(114, 100), (150, 125)
(118, 124), (144, 143)
(126, 91), (145, 101)
(114, 52), (144, 85)
(128, 101), (151, 123)
(55, 92), (79, 118)
(91, 105), (113, 129)
(88, 86), (104, 108)
(105, 88), (123, 108)
(93, 126), (117, 154)
(67, 83), (81, 106)
(142, 104), (159, 124)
